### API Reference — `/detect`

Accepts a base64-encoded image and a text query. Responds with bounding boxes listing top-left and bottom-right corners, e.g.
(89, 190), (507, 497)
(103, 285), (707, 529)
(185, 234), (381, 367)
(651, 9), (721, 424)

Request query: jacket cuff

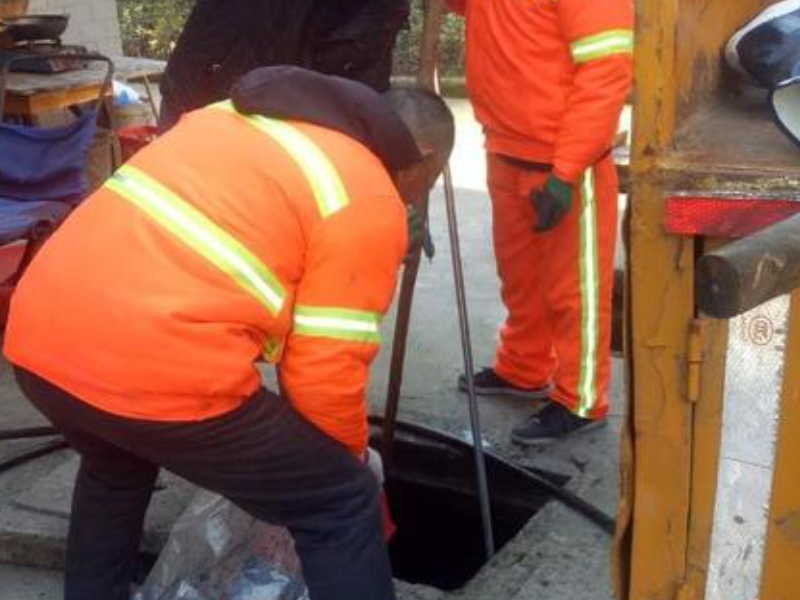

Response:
(552, 163), (583, 185)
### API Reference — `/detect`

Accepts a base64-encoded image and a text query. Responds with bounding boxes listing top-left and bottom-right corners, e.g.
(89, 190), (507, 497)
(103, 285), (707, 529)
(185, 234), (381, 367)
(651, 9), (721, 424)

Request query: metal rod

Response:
(442, 163), (496, 558)
(142, 74), (160, 121)
(0, 426), (59, 441)
(696, 212), (800, 318)
(382, 197), (429, 468)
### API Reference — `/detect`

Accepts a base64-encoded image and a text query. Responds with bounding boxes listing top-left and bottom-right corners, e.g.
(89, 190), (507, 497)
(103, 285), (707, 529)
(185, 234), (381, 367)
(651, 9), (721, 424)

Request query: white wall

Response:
(26, 0), (121, 55)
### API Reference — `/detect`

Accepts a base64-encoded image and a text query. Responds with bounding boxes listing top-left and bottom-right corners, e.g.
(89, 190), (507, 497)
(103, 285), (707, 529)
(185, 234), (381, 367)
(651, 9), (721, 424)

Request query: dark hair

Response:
(383, 87), (456, 164)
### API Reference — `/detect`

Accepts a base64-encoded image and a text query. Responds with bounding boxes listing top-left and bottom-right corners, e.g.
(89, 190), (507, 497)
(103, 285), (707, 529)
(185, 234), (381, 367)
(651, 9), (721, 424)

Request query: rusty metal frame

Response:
(623, 1), (800, 599)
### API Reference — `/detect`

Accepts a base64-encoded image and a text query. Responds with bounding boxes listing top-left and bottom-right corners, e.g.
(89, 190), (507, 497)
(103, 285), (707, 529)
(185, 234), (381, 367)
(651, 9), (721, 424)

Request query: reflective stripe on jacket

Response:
(4, 103), (407, 455)
(448, 0), (634, 182)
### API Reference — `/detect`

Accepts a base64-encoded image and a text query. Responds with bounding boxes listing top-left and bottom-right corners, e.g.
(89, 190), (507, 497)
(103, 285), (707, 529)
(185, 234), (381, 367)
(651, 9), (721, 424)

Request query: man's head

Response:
(383, 87), (456, 205)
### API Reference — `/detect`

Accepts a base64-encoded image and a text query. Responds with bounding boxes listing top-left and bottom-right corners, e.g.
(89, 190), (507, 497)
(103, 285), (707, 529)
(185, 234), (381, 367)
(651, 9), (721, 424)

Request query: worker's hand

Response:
(363, 447), (385, 486)
(530, 175), (573, 232)
(405, 204), (424, 262)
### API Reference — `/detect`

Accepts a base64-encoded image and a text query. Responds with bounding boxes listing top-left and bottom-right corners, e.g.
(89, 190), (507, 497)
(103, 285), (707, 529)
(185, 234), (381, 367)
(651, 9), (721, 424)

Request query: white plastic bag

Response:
(112, 81), (142, 107)
(134, 490), (309, 600)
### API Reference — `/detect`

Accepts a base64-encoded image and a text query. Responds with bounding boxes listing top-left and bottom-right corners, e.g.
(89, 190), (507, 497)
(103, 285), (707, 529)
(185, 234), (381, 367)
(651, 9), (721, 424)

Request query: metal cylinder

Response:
(696, 213), (800, 319)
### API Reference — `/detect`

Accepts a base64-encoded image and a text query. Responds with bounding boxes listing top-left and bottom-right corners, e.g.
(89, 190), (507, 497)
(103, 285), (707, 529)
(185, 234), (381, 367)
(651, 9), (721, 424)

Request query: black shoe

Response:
(458, 368), (551, 400)
(511, 402), (606, 446)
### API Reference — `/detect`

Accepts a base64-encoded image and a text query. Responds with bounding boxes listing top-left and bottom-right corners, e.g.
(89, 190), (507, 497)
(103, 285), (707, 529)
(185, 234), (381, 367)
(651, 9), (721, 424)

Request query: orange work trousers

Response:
(488, 153), (618, 419)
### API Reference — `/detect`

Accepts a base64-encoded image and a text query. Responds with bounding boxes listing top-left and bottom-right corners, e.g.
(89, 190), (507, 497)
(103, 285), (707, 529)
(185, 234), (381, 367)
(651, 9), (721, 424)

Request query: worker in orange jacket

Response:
(4, 67), (454, 600)
(447, 0), (634, 444)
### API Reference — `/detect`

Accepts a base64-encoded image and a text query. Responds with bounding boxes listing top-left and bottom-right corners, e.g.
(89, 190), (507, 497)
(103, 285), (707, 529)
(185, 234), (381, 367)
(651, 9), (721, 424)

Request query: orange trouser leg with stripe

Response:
(489, 153), (618, 420)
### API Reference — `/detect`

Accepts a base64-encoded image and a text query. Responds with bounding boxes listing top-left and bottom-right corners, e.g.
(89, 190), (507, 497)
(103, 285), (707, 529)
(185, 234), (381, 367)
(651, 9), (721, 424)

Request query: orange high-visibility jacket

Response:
(4, 103), (407, 456)
(447, 0), (634, 183)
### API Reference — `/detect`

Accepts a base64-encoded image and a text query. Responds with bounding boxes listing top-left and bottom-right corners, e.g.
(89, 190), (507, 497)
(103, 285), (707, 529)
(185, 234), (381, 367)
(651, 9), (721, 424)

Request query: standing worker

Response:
(160, 0), (411, 130)
(447, 0), (634, 444)
(4, 67), (454, 600)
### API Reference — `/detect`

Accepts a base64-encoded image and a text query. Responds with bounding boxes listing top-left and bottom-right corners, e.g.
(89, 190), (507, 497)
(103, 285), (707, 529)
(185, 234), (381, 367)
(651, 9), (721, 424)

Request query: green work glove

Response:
(405, 204), (424, 261)
(530, 175), (573, 232)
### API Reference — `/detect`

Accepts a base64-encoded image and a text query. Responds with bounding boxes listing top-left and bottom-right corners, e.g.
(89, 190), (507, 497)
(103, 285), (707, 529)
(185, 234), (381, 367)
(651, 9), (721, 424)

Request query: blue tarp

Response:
(0, 198), (71, 246)
(0, 110), (97, 245)
(0, 110), (97, 205)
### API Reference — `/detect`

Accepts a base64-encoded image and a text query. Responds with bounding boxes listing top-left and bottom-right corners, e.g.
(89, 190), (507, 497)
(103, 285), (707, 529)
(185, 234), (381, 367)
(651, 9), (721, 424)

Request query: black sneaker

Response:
(511, 402), (606, 446)
(458, 368), (551, 400)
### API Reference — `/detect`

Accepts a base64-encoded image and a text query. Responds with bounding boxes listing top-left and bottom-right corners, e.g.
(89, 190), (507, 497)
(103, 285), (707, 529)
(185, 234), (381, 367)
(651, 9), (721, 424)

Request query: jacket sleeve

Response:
(312, 0), (411, 90)
(553, 0), (634, 184)
(279, 197), (407, 456)
(319, 0), (410, 42)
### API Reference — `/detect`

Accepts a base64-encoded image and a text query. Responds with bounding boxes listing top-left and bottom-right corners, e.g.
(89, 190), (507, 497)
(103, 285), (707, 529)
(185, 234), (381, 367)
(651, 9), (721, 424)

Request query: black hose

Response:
(518, 465), (616, 534)
(0, 439), (70, 475)
(369, 417), (616, 535)
(0, 426), (59, 441)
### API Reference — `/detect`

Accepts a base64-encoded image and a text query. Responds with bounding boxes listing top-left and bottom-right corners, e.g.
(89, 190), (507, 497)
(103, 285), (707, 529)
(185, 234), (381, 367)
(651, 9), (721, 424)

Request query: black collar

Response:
(231, 66), (422, 172)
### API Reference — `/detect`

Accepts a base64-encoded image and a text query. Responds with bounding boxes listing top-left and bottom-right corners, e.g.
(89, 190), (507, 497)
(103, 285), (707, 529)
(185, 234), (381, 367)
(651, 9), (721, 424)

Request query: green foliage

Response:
(118, 0), (192, 59)
(118, 0), (465, 76)
(393, 0), (465, 77)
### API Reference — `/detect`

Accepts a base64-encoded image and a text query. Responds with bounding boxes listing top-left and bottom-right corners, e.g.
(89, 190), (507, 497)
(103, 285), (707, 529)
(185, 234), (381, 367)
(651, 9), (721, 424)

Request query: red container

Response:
(0, 240), (27, 327)
(118, 126), (159, 162)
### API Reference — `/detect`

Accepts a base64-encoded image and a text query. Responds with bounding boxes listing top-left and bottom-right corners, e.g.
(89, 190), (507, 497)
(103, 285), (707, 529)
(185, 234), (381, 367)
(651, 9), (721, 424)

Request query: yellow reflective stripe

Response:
(106, 165), (287, 316)
(211, 101), (350, 218)
(577, 168), (600, 417)
(293, 305), (382, 344)
(571, 29), (634, 64)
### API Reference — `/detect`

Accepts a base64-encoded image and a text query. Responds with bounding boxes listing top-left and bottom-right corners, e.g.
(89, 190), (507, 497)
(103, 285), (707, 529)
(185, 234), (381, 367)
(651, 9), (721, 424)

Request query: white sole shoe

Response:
(725, 0), (800, 78)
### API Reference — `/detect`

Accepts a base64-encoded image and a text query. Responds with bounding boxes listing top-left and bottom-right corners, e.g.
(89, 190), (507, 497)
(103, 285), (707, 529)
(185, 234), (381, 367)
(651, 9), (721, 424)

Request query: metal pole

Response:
(382, 195), (430, 468)
(414, 0), (495, 558)
(442, 163), (496, 558)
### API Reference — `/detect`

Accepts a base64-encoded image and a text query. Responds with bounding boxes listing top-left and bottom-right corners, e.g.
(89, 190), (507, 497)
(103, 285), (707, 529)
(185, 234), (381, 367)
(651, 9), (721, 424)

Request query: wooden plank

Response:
(4, 68), (106, 96)
(629, 0), (678, 173)
(759, 291), (800, 600)
(625, 1), (696, 598)
(105, 56), (166, 82)
(628, 177), (696, 600)
(683, 270), (730, 598)
(663, 97), (800, 195)
(3, 84), (103, 117)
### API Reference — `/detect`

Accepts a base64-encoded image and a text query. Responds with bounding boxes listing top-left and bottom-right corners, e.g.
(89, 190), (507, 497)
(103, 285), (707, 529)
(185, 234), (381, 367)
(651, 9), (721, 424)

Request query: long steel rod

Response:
(442, 163), (496, 558)
(382, 197), (429, 468)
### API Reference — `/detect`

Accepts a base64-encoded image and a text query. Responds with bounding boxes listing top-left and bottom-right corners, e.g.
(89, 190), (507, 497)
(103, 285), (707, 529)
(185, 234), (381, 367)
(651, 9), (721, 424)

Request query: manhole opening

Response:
(371, 426), (569, 591)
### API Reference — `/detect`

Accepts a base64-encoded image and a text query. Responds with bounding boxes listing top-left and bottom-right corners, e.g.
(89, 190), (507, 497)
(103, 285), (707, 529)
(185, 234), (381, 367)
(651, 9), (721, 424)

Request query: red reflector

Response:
(666, 196), (800, 237)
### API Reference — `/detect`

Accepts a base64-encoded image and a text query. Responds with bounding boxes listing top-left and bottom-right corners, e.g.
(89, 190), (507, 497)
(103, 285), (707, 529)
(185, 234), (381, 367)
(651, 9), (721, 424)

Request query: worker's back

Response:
(4, 103), (407, 452)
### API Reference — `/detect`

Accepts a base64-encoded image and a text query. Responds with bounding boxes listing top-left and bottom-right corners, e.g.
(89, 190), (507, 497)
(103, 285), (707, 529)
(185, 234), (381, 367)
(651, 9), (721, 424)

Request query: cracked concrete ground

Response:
(0, 99), (625, 599)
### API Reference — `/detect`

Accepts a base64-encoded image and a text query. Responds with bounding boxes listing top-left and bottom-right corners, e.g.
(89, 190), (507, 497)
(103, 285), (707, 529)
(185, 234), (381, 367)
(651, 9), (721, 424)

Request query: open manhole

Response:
(135, 419), (571, 596)
(369, 419), (569, 591)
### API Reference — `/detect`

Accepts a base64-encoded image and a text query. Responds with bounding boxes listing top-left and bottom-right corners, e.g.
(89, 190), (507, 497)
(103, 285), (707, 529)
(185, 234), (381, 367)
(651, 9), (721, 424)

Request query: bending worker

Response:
(448, 0), (634, 444)
(3, 67), (454, 600)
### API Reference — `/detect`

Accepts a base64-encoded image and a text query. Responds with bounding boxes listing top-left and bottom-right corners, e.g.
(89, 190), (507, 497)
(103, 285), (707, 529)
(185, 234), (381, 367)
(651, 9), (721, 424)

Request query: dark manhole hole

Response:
(369, 419), (569, 591)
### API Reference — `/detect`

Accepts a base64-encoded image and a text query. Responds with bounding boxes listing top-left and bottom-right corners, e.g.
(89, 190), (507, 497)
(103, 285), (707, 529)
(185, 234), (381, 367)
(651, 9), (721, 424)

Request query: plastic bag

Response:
(113, 81), (142, 107)
(134, 490), (309, 600)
